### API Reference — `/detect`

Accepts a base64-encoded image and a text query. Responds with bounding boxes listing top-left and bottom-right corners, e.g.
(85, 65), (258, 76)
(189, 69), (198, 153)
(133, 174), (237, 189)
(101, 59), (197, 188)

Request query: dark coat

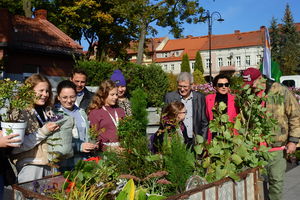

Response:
(164, 90), (208, 140)
(79, 88), (94, 111)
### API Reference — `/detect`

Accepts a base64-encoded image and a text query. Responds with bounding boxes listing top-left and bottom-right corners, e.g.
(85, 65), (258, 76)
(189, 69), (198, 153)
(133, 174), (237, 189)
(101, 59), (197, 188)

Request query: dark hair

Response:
(25, 74), (53, 107)
(162, 101), (185, 121)
(56, 80), (77, 96)
(70, 68), (88, 79)
(213, 74), (230, 87)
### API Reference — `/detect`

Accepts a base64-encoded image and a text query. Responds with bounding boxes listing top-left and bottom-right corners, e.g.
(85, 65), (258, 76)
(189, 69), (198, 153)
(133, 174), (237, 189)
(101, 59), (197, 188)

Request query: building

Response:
(0, 9), (83, 84)
(127, 24), (300, 77)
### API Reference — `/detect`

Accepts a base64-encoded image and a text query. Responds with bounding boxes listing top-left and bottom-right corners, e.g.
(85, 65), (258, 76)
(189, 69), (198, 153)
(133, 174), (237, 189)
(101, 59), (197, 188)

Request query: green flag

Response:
(260, 61), (282, 82)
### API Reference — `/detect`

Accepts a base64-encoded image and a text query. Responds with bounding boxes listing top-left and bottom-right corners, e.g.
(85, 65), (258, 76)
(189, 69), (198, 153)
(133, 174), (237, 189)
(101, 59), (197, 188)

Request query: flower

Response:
(84, 156), (101, 163)
(143, 171), (168, 181)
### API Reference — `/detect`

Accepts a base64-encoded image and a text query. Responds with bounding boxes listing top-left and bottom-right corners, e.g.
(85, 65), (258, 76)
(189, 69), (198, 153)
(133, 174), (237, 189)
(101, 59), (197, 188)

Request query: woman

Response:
(151, 101), (188, 153)
(205, 74), (238, 143)
(110, 69), (132, 116)
(88, 80), (125, 151)
(11, 74), (59, 183)
(0, 133), (20, 200)
(55, 80), (97, 171)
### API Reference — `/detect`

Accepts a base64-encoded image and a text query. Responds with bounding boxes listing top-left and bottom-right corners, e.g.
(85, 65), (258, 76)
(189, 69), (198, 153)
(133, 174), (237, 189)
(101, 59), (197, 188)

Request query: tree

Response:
(279, 4), (300, 75)
(113, 0), (204, 64)
(181, 54), (190, 72)
(193, 69), (205, 84)
(194, 51), (204, 74)
(269, 17), (281, 63)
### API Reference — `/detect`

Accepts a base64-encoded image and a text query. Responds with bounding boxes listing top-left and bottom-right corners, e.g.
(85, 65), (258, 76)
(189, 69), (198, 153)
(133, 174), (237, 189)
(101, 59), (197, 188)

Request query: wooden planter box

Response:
(13, 168), (263, 200)
(167, 168), (263, 200)
(12, 175), (65, 200)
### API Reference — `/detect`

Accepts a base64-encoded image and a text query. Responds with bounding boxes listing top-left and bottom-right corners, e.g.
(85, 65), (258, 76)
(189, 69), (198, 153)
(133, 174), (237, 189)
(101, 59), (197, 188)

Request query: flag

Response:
(260, 28), (282, 82)
(262, 28), (272, 79)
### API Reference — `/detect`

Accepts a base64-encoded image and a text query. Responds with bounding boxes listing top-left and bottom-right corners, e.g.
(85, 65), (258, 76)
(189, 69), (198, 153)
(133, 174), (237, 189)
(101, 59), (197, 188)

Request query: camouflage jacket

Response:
(265, 80), (300, 146)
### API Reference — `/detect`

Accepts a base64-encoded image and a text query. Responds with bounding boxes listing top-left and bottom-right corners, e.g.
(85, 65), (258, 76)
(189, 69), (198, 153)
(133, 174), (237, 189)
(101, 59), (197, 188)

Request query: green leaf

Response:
(147, 195), (167, 200)
(194, 145), (203, 155)
(234, 118), (241, 130)
(231, 154), (243, 165)
(135, 188), (147, 200)
(195, 135), (204, 144)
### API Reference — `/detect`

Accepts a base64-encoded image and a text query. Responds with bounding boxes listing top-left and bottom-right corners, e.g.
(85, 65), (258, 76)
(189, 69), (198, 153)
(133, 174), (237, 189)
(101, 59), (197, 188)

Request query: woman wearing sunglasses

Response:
(205, 74), (238, 143)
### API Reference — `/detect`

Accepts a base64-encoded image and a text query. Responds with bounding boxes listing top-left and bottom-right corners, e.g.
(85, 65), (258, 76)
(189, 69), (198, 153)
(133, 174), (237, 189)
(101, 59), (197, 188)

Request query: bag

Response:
(47, 116), (74, 163)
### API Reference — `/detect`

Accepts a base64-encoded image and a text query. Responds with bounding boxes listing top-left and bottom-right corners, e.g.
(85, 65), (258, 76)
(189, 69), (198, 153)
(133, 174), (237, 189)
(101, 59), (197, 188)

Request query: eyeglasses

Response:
(217, 83), (229, 87)
(178, 85), (191, 89)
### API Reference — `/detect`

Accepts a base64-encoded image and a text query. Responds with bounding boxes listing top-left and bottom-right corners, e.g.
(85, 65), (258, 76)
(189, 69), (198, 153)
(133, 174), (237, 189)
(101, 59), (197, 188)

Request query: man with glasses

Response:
(165, 72), (208, 147)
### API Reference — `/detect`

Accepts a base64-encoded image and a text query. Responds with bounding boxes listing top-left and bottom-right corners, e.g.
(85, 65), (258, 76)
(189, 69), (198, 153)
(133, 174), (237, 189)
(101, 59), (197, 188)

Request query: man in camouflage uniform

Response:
(242, 68), (300, 200)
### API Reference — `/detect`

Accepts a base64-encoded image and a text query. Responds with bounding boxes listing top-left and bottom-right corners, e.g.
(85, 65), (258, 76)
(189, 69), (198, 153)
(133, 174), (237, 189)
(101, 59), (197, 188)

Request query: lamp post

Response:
(202, 10), (224, 83)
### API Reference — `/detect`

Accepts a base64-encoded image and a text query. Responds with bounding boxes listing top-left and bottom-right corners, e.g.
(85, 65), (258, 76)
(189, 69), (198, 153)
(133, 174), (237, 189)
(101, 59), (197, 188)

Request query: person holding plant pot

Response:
(54, 80), (98, 172)
(151, 101), (189, 153)
(205, 74), (238, 143)
(110, 69), (132, 116)
(10, 74), (59, 184)
(0, 132), (20, 200)
(88, 80), (125, 151)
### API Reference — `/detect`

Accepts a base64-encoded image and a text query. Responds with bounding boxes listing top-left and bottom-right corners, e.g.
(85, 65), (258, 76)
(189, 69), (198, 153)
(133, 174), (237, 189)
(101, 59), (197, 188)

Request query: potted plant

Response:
(0, 78), (35, 145)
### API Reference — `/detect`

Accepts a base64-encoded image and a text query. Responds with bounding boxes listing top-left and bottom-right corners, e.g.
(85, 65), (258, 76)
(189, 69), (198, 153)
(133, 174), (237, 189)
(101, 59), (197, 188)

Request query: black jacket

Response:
(164, 90), (208, 140)
(79, 88), (94, 111)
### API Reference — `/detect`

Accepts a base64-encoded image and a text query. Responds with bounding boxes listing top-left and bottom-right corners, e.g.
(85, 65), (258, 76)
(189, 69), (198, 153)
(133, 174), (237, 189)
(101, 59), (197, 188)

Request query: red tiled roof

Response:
(127, 37), (165, 54)
(0, 9), (83, 55)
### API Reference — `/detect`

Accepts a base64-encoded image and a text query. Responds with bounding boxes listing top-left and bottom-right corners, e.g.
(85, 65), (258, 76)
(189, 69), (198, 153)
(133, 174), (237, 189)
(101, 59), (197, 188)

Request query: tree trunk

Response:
(137, 23), (147, 65)
(22, 0), (32, 18)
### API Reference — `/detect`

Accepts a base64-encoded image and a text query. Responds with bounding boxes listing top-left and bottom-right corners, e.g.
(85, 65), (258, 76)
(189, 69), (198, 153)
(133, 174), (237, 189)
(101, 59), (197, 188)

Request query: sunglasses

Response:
(217, 83), (229, 87)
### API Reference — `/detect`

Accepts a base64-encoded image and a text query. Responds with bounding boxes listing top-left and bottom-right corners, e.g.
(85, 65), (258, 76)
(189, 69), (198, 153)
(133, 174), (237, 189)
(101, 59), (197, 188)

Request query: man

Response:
(70, 69), (94, 111)
(165, 72), (208, 147)
(242, 67), (300, 200)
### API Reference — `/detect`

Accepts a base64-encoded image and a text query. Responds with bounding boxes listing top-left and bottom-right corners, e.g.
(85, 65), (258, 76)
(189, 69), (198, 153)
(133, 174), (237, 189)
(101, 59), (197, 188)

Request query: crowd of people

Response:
(0, 67), (299, 200)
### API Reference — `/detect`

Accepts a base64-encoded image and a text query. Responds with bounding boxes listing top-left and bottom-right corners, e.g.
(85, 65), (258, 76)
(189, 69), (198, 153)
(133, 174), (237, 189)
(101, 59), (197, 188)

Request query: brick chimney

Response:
(34, 9), (47, 20)
(234, 30), (240, 34)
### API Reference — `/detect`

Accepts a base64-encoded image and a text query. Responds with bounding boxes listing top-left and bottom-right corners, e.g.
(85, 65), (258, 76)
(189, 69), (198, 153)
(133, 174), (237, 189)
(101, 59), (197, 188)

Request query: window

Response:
(192, 62), (195, 70)
(218, 58), (223, 67)
(227, 59), (232, 66)
(256, 55), (262, 65)
(23, 64), (40, 73)
(282, 80), (295, 87)
(171, 64), (175, 71)
(163, 64), (168, 71)
(206, 58), (210, 69)
(236, 56), (241, 67)
(175, 51), (180, 57)
(245, 55), (251, 66)
(164, 53), (168, 58)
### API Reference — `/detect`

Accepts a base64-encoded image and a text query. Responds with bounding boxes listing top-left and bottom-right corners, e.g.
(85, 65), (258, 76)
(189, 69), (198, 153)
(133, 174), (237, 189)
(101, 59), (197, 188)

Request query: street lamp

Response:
(202, 10), (224, 83)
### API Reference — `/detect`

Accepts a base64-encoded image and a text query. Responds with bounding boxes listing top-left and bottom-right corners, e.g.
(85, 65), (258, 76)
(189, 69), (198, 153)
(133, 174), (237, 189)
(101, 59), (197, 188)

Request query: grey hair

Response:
(177, 72), (194, 84)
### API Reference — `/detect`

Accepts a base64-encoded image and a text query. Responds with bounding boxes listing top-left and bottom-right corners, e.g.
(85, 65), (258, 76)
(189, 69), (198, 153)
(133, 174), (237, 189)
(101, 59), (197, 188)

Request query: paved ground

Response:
(283, 163), (300, 200)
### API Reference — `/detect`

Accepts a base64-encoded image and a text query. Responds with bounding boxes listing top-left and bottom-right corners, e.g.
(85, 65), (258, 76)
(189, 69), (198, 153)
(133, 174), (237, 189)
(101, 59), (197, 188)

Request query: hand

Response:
(286, 142), (297, 154)
(45, 122), (60, 133)
(82, 142), (98, 153)
(0, 133), (21, 148)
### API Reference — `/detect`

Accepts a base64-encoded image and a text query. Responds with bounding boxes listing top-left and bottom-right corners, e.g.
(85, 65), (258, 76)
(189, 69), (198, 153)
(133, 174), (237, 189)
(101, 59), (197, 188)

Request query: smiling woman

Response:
(88, 80), (125, 151)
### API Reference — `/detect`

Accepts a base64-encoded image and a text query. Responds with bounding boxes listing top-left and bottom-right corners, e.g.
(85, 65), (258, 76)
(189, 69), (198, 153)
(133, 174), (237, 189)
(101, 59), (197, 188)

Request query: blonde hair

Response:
(88, 80), (117, 113)
(25, 74), (53, 107)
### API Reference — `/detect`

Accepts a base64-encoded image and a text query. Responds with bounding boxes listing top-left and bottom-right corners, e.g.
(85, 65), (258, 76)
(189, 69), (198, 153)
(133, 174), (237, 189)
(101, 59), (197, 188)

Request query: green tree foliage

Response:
(166, 73), (178, 92)
(194, 51), (204, 74)
(112, 0), (204, 64)
(269, 4), (300, 75)
(181, 54), (190, 72)
(193, 69), (205, 84)
(269, 18), (281, 63)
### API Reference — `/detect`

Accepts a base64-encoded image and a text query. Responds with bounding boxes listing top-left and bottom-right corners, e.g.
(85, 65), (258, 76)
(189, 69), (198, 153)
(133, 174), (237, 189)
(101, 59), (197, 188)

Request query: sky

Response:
(81, 0), (300, 50)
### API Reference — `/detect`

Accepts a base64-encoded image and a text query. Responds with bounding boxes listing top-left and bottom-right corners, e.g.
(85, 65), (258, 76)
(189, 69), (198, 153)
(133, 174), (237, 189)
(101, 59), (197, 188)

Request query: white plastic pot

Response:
(1, 121), (27, 145)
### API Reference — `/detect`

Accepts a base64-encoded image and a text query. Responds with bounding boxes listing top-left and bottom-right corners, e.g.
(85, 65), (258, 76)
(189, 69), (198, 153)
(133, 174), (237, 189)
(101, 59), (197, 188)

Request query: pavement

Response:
(283, 163), (300, 200)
